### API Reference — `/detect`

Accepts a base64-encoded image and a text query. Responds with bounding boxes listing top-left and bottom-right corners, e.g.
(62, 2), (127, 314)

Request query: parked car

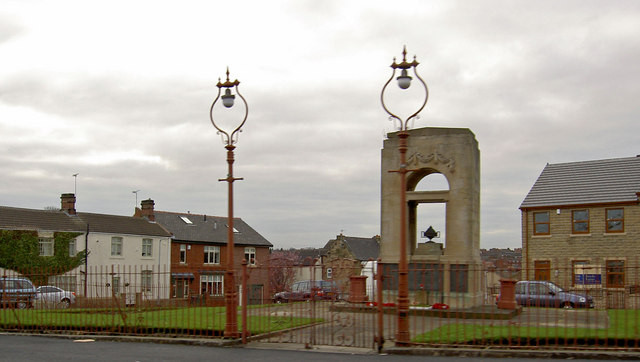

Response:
(273, 280), (340, 303)
(35, 286), (76, 308)
(0, 277), (36, 309)
(499, 280), (594, 309)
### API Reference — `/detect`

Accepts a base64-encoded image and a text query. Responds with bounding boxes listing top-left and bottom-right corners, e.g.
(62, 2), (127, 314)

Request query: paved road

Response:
(256, 301), (609, 349)
(0, 334), (630, 362)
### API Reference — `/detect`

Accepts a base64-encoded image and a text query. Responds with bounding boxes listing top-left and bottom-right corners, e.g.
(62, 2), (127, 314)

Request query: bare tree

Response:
(269, 250), (300, 293)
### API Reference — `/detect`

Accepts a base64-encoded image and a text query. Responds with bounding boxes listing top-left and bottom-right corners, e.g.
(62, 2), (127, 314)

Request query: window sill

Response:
(110, 256), (124, 259)
(531, 234), (552, 238)
(603, 232), (626, 236)
(570, 233), (591, 237)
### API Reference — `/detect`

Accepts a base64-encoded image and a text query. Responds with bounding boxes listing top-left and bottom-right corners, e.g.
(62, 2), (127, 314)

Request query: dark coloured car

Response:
(0, 277), (37, 309)
(273, 280), (340, 303)
(501, 280), (594, 309)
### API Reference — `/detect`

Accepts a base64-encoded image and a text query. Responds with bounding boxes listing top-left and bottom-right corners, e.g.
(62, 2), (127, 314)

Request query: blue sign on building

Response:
(575, 274), (602, 285)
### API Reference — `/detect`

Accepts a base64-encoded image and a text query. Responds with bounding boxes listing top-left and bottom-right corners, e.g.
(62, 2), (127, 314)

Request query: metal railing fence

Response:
(1, 262), (639, 351)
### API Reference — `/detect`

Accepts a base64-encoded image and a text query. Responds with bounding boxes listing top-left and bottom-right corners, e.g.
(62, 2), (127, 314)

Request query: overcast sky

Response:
(1, 1), (639, 250)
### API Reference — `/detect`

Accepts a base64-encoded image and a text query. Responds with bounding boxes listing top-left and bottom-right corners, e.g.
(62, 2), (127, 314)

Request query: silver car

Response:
(35, 286), (76, 308)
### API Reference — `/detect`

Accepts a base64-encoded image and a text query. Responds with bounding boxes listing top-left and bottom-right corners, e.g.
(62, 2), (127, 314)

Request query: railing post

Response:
(308, 259), (316, 348)
(376, 259), (384, 352)
(241, 259), (248, 344)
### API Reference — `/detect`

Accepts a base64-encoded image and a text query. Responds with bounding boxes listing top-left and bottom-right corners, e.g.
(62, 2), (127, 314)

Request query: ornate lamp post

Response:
(209, 67), (248, 339)
(380, 46), (429, 346)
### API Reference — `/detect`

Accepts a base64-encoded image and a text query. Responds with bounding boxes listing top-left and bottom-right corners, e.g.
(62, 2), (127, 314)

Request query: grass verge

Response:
(412, 309), (640, 346)
(0, 305), (322, 336)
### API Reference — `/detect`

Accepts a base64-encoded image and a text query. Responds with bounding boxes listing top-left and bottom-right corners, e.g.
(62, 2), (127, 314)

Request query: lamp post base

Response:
(224, 270), (239, 339)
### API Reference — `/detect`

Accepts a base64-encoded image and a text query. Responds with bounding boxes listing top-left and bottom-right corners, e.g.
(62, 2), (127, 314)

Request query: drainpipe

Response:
(524, 210), (529, 280)
(84, 223), (89, 297)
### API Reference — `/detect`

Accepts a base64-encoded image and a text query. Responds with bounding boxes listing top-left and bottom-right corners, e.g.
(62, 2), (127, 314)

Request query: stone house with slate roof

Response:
(520, 156), (640, 304)
(0, 194), (173, 302)
(145, 205), (273, 306)
(321, 234), (380, 292)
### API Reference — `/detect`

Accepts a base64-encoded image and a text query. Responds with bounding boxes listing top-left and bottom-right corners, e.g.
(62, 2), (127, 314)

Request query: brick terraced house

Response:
(146, 205), (273, 306)
(520, 156), (640, 307)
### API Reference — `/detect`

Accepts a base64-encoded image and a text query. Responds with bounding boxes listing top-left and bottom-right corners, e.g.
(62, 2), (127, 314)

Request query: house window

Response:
(533, 211), (550, 235)
(572, 210), (589, 234)
(534, 260), (551, 281)
(326, 268), (333, 279)
(606, 208), (624, 233)
(111, 237), (123, 256)
(179, 244), (187, 264)
(244, 247), (256, 265)
(112, 276), (120, 295)
(606, 260), (625, 288)
(200, 274), (224, 296)
(141, 270), (153, 292)
(204, 246), (220, 264)
(142, 239), (153, 257)
(450, 264), (468, 293)
(68, 238), (76, 256)
(38, 237), (54, 256)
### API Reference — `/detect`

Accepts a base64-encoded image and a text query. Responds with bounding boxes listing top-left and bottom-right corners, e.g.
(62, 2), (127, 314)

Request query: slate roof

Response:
(0, 206), (170, 238)
(323, 235), (380, 261)
(343, 236), (380, 261)
(78, 212), (171, 237)
(154, 211), (273, 247)
(0, 206), (86, 232)
(520, 156), (640, 209)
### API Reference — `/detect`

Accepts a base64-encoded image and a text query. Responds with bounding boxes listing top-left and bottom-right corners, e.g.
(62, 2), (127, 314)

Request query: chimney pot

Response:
(140, 199), (155, 221)
(60, 193), (76, 215)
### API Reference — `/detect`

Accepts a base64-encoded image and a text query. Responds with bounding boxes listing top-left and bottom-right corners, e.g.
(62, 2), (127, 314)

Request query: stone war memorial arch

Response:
(379, 127), (483, 308)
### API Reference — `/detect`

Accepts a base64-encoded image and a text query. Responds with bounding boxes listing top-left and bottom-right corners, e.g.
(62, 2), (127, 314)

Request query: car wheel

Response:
(60, 299), (71, 308)
(15, 301), (28, 309)
(562, 302), (574, 309)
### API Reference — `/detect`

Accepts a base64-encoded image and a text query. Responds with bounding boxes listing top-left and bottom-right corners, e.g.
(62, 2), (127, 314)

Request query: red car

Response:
(273, 280), (340, 303)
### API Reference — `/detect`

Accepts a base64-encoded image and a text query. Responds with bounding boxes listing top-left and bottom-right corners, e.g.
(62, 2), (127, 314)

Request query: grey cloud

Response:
(1, 1), (639, 250)
(0, 14), (24, 45)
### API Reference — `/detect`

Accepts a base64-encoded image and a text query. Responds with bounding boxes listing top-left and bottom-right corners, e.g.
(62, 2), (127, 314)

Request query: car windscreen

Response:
(320, 281), (335, 289)
(547, 283), (564, 293)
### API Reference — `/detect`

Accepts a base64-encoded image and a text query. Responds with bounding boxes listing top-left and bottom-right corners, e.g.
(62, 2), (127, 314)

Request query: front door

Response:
(175, 279), (188, 298)
(534, 260), (551, 281)
(249, 284), (263, 305)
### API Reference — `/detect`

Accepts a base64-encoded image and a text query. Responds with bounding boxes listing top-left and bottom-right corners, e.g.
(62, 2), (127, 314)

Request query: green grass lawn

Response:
(412, 309), (640, 344)
(0, 305), (322, 335)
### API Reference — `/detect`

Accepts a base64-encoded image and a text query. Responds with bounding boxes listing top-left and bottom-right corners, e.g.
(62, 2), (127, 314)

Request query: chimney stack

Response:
(61, 193), (76, 215)
(140, 199), (155, 221)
